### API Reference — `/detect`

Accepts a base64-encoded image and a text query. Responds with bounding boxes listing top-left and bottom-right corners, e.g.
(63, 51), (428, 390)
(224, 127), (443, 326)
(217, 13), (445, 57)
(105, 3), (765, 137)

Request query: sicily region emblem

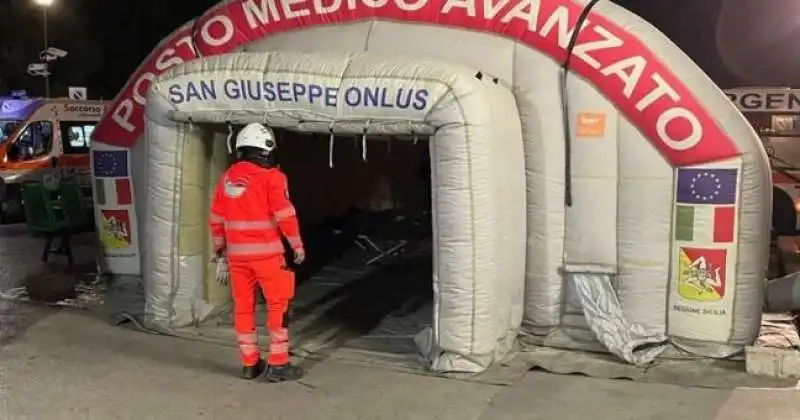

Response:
(100, 209), (132, 249)
(677, 247), (727, 302)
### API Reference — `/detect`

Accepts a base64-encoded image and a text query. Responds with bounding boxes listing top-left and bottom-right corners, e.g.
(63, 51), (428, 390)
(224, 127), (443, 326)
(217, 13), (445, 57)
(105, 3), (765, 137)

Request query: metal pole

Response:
(43, 7), (49, 98)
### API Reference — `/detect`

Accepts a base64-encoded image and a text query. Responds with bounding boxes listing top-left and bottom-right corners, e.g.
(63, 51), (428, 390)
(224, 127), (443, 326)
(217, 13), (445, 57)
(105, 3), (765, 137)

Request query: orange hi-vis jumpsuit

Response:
(209, 161), (304, 367)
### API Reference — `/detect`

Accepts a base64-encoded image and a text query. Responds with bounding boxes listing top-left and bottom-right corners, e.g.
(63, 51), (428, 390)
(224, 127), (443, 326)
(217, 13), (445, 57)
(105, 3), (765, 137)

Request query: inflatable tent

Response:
(89, 0), (771, 373)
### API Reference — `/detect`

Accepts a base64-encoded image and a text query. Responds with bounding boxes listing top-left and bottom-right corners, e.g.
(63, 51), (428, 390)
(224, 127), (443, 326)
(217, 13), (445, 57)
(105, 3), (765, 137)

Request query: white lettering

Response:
(572, 26), (623, 70)
(132, 73), (156, 105)
(362, 0), (388, 7)
(396, 0), (427, 11)
(282, 0), (311, 18)
(635, 73), (679, 111)
(483, 0), (511, 19)
(154, 36), (196, 72)
(175, 36), (195, 52)
(499, 0), (540, 31)
(442, 0), (527, 20)
(102, 0), (722, 163)
(441, 0), (475, 17)
(313, 0), (341, 13)
(111, 99), (136, 133)
(242, 0), (282, 28)
(539, 5), (587, 49)
(657, 107), (702, 151)
(201, 15), (235, 47)
(155, 48), (181, 71)
(600, 56), (646, 98)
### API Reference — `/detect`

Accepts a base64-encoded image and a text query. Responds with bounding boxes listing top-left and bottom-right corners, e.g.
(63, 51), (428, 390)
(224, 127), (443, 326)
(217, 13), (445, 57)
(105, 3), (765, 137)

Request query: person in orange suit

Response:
(209, 122), (305, 382)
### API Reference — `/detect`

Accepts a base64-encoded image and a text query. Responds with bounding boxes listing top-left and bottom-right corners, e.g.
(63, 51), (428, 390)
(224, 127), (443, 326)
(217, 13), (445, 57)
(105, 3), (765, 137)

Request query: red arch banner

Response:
(92, 0), (739, 166)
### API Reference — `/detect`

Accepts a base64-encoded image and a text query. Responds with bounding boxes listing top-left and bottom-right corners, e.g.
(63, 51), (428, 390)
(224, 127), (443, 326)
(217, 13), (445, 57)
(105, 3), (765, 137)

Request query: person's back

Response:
(772, 185), (798, 277)
(216, 161), (284, 260)
(773, 186), (797, 238)
(209, 123), (305, 383)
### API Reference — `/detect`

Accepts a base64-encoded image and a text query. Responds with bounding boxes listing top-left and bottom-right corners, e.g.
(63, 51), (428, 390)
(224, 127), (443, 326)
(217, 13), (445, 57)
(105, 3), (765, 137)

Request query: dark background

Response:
(0, 0), (746, 99)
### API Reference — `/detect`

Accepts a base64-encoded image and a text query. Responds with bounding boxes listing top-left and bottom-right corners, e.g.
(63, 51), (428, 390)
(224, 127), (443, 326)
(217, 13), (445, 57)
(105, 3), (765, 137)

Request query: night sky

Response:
(1, 0), (741, 98)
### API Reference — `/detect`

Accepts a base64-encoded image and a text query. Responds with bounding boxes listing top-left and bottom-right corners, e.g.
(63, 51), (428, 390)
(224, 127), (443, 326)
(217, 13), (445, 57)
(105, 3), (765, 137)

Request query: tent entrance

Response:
(144, 51), (527, 373)
(205, 127), (436, 364)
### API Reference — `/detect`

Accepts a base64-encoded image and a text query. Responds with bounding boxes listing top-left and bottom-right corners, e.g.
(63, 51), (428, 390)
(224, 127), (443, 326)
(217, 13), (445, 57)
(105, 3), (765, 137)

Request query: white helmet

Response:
(235, 123), (276, 154)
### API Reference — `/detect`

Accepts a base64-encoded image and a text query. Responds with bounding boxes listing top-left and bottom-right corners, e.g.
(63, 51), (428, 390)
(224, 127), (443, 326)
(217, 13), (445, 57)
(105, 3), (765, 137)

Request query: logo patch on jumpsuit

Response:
(223, 177), (248, 198)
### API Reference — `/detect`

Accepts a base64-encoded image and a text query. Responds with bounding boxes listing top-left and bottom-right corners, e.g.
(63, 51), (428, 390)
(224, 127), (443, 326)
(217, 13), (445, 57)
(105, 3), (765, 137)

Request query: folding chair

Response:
(22, 181), (73, 265)
(354, 234), (408, 266)
(58, 177), (93, 233)
(350, 211), (415, 266)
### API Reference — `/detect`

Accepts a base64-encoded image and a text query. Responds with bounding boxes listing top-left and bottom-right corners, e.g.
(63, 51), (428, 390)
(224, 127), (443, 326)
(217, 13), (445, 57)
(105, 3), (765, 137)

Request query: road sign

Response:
(68, 87), (87, 100)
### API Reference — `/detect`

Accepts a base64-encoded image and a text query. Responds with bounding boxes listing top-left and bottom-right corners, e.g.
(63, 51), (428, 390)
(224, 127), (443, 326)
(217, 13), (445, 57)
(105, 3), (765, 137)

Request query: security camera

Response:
(27, 63), (50, 76)
(39, 47), (67, 61)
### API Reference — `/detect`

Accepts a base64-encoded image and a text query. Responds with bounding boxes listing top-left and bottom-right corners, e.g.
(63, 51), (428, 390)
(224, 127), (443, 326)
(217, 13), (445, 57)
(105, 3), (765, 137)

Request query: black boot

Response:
(241, 359), (266, 380)
(263, 363), (305, 383)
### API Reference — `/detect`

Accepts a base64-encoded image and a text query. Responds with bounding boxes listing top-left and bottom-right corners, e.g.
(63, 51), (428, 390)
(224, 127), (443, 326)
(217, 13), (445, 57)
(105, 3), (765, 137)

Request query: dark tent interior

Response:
(217, 127), (436, 360)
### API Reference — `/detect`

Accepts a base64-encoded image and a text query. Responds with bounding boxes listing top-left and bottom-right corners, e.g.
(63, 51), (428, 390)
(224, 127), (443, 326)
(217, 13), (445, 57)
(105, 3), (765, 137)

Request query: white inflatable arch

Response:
(90, 0), (771, 373)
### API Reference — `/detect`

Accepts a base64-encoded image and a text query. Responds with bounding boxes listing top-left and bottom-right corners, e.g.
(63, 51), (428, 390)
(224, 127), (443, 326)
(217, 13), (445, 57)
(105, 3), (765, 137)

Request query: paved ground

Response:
(0, 306), (799, 420)
(1, 225), (799, 419)
(0, 224), (96, 293)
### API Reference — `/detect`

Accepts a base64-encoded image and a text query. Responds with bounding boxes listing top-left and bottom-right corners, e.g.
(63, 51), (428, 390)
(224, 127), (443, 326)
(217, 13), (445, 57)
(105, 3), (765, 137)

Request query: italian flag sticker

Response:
(675, 205), (735, 243)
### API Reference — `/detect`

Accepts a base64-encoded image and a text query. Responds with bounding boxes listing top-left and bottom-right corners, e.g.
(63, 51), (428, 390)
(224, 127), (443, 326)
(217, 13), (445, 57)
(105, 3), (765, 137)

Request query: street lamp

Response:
(33, 0), (54, 98)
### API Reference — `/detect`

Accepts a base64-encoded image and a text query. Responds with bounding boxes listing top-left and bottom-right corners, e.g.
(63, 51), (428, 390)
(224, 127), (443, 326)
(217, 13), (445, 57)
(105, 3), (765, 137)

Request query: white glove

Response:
(293, 248), (306, 265)
(214, 254), (230, 286)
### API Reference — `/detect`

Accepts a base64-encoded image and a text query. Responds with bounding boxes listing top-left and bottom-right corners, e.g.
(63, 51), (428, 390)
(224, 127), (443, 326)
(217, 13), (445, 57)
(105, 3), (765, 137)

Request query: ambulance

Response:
(726, 87), (800, 233)
(0, 98), (105, 223)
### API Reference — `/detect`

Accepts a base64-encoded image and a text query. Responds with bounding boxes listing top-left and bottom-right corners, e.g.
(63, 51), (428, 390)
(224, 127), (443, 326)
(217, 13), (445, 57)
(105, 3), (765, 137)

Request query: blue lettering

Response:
(344, 87), (361, 107)
(168, 84), (184, 104)
(379, 87), (394, 108)
(243, 80), (260, 100)
(325, 87), (338, 107)
(396, 88), (412, 109)
(276, 82), (291, 101)
(263, 82), (276, 102)
(167, 79), (429, 111)
(200, 80), (216, 100)
(223, 79), (240, 99)
(292, 83), (306, 102)
(363, 87), (380, 107)
(413, 89), (429, 111)
(307, 84), (323, 104)
(185, 82), (201, 102)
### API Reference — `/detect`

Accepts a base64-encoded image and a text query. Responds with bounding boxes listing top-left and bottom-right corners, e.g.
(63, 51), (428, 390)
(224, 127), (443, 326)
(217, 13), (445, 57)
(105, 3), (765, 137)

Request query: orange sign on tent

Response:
(576, 112), (607, 138)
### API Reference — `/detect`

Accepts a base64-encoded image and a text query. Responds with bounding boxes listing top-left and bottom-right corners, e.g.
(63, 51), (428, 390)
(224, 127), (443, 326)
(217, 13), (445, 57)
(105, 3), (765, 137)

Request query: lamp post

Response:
(33, 0), (54, 98)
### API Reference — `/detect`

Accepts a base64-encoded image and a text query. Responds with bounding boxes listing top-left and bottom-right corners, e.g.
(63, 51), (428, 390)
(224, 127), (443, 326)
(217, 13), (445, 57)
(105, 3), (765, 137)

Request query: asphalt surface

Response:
(0, 224), (96, 293)
(1, 224), (800, 419)
(0, 307), (797, 420)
